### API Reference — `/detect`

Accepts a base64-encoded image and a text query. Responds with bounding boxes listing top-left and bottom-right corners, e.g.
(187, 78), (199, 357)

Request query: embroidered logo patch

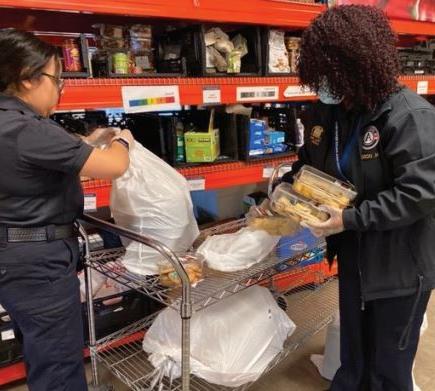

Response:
(310, 126), (324, 146)
(362, 126), (380, 150)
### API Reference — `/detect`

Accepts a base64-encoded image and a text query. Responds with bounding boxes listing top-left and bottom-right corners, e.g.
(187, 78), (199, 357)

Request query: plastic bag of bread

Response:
(158, 254), (204, 288)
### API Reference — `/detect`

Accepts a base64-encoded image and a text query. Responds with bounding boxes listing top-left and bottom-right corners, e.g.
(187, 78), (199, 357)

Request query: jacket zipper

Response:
(357, 227), (365, 311)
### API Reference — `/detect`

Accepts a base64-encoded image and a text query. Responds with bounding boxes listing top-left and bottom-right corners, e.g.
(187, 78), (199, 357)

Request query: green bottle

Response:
(176, 121), (185, 163)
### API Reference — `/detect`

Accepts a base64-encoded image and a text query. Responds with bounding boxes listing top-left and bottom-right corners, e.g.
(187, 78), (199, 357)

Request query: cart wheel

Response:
(88, 384), (115, 391)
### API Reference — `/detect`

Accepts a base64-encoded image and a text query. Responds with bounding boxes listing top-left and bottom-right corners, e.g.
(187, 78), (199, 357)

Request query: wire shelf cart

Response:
(79, 159), (337, 391)
(79, 213), (338, 391)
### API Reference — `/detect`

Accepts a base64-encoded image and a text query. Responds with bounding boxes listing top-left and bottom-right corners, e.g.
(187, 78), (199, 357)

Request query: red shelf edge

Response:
(55, 76), (435, 110)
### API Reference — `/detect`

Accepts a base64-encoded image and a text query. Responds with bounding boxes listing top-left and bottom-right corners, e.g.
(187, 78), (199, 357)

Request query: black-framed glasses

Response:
(41, 72), (65, 91)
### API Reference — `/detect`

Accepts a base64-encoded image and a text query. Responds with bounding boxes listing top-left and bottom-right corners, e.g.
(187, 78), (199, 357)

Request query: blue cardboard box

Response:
(249, 119), (265, 149)
(264, 130), (286, 145)
(275, 228), (324, 271)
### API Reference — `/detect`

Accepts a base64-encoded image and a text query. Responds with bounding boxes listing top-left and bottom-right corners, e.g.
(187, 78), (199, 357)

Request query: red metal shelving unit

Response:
(1, 0), (435, 387)
(0, 0), (324, 28)
(58, 77), (316, 110)
(55, 76), (435, 110)
(81, 154), (298, 208)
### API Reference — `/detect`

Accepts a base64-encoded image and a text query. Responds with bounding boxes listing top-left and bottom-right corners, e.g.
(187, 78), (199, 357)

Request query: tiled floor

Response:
(3, 296), (435, 391)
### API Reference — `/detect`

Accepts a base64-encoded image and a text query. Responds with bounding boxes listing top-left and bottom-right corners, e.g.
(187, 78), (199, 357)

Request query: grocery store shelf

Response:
(57, 75), (435, 110)
(58, 77), (316, 110)
(2, 1), (435, 37)
(391, 18), (435, 36)
(0, 0), (324, 28)
(400, 75), (435, 95)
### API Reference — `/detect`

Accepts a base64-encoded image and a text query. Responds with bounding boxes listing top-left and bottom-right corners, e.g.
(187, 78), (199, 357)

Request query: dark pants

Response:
(0, 238), (87, 391)
(331, 252), (431, 391)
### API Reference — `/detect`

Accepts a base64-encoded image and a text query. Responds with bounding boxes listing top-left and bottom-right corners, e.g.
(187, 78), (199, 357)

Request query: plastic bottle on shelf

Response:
(296, 118), (305, 148)
(176, 120), (185, 163)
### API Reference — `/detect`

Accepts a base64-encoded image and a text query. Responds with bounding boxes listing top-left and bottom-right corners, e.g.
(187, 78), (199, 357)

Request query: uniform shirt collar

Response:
(0, 93), (40, 116)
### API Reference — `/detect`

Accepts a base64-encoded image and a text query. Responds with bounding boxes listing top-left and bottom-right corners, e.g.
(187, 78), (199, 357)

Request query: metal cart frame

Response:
(79, 163), (338, 391)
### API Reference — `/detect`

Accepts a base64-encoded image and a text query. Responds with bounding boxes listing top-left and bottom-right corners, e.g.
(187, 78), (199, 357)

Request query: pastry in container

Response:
(293, 165), (357, 209)
(270, 183), (329, 225)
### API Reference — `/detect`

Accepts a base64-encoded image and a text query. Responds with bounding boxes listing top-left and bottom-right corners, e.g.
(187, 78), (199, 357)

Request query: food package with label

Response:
(293, 165), (357, 209)
(285, 36), (301, 74)
(158, 254), (204, 288)
(268, 30), (290, 73)
(270, 183), (329, 224)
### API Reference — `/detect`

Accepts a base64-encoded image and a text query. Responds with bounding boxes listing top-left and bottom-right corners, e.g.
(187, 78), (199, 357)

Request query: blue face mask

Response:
(318, 81), (343, 105)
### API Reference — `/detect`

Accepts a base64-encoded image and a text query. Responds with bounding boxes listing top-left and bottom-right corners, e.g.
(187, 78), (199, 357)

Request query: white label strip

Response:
(283, 85), (316, 98)
(121, 85), (181, 113)
(203, 87), (221, 104)
(262, 167), (275, 178)
(1, 329), (15, 341)
(84, 193), (97, 212)
(237, 86), (279, 102)
(417, 81), (429, 95)
(188, 178), (206, 192)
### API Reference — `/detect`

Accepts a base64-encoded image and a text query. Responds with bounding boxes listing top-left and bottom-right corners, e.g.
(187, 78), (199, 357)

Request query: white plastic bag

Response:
(143, 285), (296, 387)
(78, 261), (128, 303)
(111, 142), (199, 275)
(197, 227), (280, 272)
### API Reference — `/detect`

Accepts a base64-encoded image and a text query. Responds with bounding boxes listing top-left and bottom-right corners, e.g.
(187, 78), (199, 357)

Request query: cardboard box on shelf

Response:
(185, 109), (221, 163)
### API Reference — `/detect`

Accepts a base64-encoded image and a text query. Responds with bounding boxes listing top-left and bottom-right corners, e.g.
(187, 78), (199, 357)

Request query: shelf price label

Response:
(417, 81), (429, 95)
(121, 86), (181, 113)
(283, 85), (316, 98)
(203, 86), (221, 105)
(236, 86), (279, 102)
(263, 166), (292, 179)
(188, 177), (206, 192)
(84, 193), (97, 212)
(1, 329), (15, 341)
(262, 166), (275, 178)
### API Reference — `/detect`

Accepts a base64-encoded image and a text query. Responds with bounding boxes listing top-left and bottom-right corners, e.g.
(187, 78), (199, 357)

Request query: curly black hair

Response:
(298, 5), (400, 110)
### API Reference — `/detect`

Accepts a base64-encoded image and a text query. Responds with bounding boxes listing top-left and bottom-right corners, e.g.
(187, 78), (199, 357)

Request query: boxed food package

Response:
(158, 254), (204, 288)
(267, 30), (290, 73)
(185, 109), (221, 163)
(293, 165), (357, 209)
(264, 130), (285, 145)
(249, 119), (266, 148)
(263, 144), (288, 154)
(184, 129), (220, 163)
(270, 183), (329, 224)
(285, 37), (301, 74)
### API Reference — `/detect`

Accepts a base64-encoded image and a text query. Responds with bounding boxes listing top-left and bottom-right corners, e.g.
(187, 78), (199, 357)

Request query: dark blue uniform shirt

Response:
(0, 94), (93, 227)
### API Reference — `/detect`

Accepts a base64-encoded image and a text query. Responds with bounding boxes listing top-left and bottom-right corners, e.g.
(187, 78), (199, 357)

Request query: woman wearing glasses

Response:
(0, 29), (134, 391)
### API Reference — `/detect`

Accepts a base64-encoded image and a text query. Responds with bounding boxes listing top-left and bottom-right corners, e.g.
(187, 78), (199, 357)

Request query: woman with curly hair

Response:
(283, 5), (435, 390)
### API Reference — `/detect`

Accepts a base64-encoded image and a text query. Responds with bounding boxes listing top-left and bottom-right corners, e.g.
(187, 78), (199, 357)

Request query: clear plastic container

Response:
(270, 183), (329, 224)
(158, 254), (204, 288)
(293, 165), (357, 209)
